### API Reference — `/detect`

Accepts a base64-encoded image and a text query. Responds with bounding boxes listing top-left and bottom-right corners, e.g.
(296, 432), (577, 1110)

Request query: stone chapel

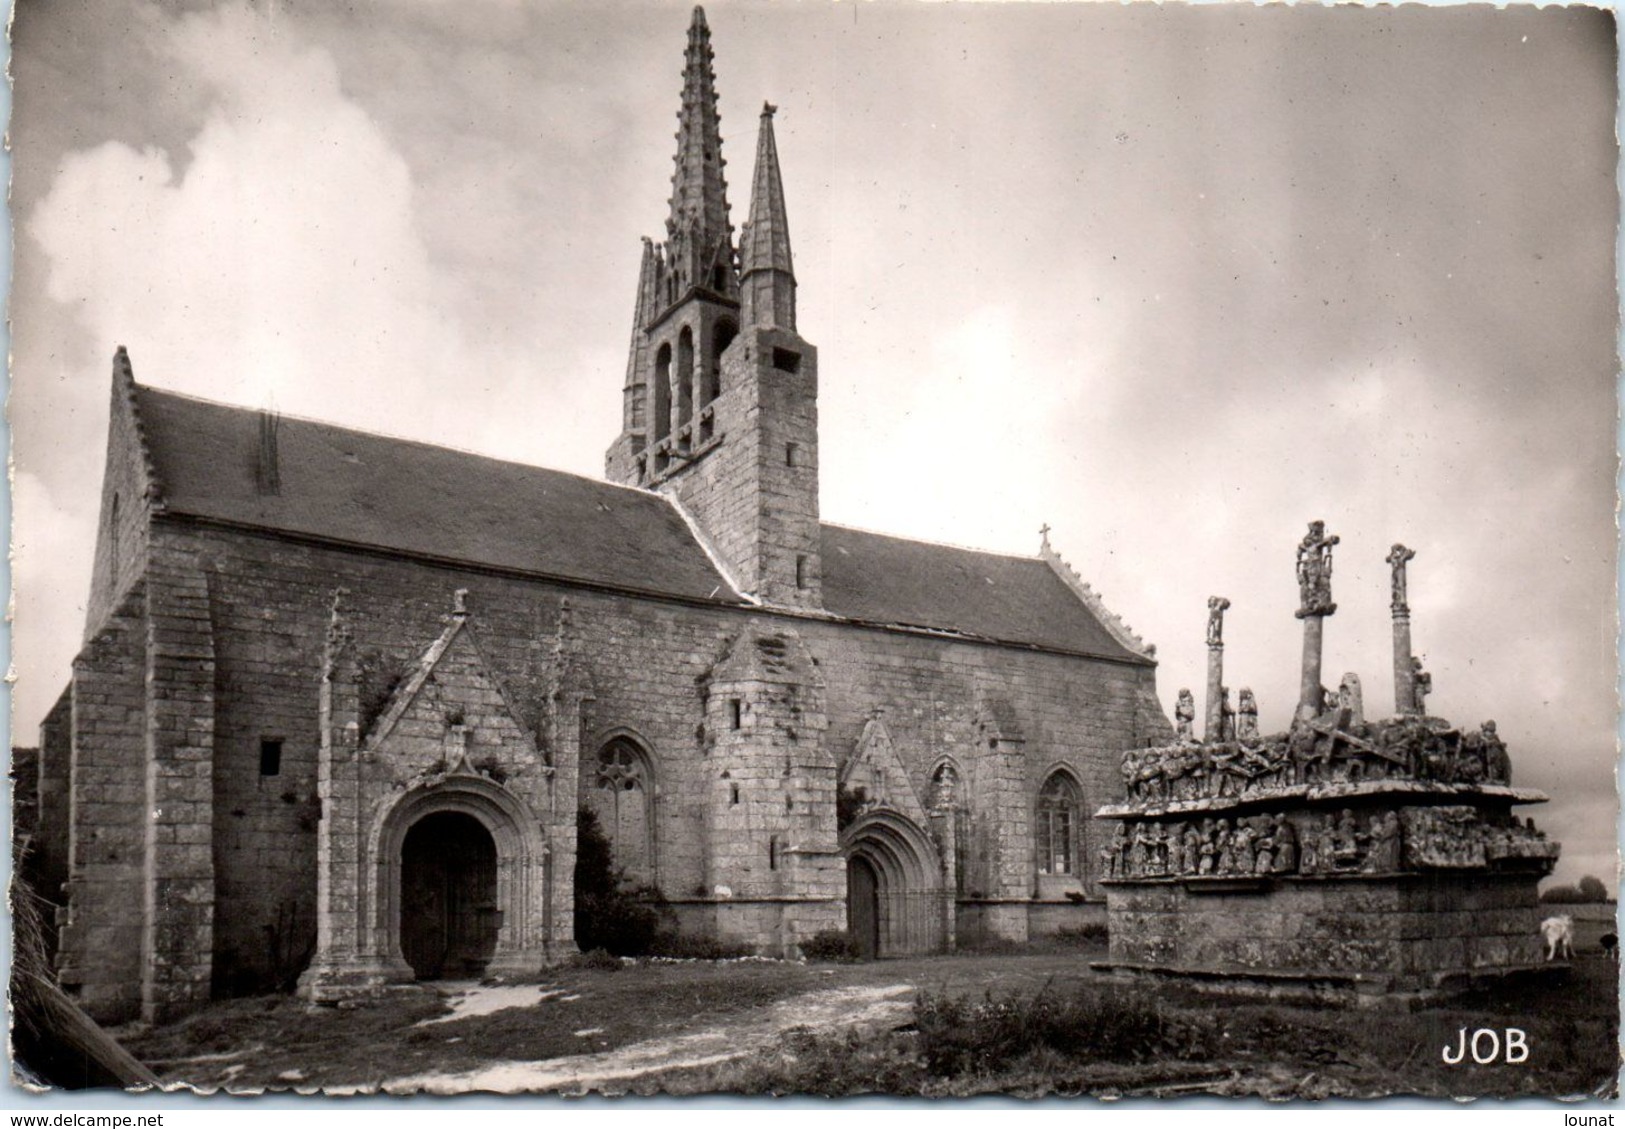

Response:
(21, 7), (1170, 1025)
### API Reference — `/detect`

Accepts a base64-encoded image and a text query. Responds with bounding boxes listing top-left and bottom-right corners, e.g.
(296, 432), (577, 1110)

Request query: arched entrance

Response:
(400, 811), (500, 980)
(370, 775), (551, 984)
(842, 810), (947, 958)
(847, 855), (881, 960)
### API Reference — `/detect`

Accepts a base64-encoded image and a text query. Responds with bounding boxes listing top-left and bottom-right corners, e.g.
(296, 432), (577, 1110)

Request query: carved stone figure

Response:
(1206, 595), (1231, 647)
(1233, 820), (1256, 875)
(1253, 820), (1274, 874)
(1175, 689), (1197, 743)
(1333, 809), (1361, 869)
(1219, 685), (1236, 742)
(1366, 811), (1402, 872)
(1295, 520), (1341, 617)
(1215, 819), (1235, 875)
(1481, 721), (1511, 784)
(1182, 823), (1202, 876)
(1148, 823), (1169, 876)
(1386, 543), (1416, 614)
(1166, 821), (1186, 875)
(1411, 656), (1432, 716)
(1198, 820), (1217, 875)
(1273, 816), (1298, 874)
(1299, 816), (1321, 873)
(1237, 688), (1259, 741)
(1128, 823), (1149, 876)
(1336, 672), (1364, 727)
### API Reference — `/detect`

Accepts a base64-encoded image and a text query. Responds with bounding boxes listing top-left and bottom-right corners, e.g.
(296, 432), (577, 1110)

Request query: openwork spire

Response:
(739, 102), (796, 330)
(666, 6), (733, 264)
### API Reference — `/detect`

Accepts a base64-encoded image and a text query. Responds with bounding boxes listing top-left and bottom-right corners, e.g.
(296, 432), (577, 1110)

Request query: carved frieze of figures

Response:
(1401, 806), (1556, 872)
(1105, 802), (1553, 883)
(1294, 520), (1340, 618)
(1104, 812), (1309, 881)
(1118, 712), (1519, 807)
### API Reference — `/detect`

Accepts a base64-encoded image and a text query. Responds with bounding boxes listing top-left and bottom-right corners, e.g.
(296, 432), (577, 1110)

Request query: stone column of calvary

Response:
(1387, 543), (1419, 716)
(1204, 596), (1230, 741)
(1294, 520), (1339, 720)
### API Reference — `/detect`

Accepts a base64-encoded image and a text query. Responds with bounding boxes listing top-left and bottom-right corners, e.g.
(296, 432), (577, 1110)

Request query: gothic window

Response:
(931, 762), (970, 896)
(589, 738), (655, 886)
(1037, 772), (1081, 877)
(653, 344), (672, 443)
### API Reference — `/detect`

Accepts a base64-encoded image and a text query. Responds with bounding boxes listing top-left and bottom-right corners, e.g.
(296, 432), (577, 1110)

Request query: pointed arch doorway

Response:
(842, 810), (947, 958)
(846, 855), (881, 959)
(400, 811), (500, 980)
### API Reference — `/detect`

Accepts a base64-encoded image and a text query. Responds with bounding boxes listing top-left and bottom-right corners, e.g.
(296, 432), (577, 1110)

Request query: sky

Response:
(8, 0), (1619, 892)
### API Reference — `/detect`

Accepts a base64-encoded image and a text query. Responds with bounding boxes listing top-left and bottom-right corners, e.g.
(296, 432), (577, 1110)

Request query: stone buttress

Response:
(699, 626), (843, 953)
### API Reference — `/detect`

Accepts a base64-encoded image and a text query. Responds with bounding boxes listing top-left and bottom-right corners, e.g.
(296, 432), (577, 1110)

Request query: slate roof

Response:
(133, 385), (1146, 662)
(135, 387), (742, 604)
(820, 524), (1142, 661)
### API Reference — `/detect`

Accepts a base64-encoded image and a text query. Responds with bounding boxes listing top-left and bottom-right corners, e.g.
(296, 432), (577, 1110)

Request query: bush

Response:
(1053, 922), (1110, 946)
(646, 934), (757, 961)
(574, 808), (671, 955)
(800, 929), (860, 962)
(571, 947), (624, 972)
(914, 982), (1218, 1077)
(1541, 884), (1588, 904)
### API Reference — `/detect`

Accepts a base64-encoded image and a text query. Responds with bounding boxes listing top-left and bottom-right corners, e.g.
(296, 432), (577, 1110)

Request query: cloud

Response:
(27, 4), (442, 425)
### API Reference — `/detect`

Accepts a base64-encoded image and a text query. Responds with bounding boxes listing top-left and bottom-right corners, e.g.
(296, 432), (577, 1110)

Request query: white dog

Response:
(1540, 915), (1575, 961)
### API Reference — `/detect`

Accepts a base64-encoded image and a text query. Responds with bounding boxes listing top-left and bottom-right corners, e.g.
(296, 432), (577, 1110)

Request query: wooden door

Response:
(847, 856), (880, 960)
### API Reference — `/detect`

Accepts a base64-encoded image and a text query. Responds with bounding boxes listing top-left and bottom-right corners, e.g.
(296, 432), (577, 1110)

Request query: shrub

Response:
(800, 929), (860, 962)
(571, 947), (624, 972)
(574, 808), (671, 955)
(647, 934), (757, 961)
(914, 981), (1218, 1077)
(1541, 884), (1587, 904)
(1053, 922), (1109, 946)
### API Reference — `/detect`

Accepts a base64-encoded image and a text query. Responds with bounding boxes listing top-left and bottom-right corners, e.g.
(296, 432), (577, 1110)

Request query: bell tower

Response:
(606, 9), (821, 611)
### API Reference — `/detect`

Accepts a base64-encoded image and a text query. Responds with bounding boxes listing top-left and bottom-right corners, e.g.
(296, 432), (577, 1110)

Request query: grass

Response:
(127, 960), (825, 1092)
(120, 942), (1619, 1098)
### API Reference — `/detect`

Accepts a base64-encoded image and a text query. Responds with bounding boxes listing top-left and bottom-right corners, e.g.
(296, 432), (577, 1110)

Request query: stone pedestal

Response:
(1099, 714), (1556, 1004)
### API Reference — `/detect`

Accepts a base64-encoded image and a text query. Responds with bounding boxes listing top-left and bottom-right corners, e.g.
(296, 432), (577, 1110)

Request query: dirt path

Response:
(377, 982), (915, 1095)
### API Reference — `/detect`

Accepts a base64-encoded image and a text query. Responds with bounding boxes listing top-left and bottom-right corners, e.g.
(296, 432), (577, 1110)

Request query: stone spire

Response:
(620, 237), (658, 433)
(739, 102), (796, 330)
(666, 6), (734, 296)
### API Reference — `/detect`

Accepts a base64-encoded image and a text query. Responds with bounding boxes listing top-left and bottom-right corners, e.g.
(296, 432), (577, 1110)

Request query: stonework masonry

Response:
(31, 7), (1172, 1022)
(45, 511), (1161, 1017)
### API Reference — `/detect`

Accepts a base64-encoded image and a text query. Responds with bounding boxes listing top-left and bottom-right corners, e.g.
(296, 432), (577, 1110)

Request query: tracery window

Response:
(1037, 772), (1081, 877)
(931, 762), (970, 896)
(589, 738), (655, 886)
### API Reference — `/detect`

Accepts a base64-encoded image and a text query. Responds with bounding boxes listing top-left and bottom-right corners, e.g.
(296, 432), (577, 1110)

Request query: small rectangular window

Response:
(785, 442), (798, 467)
(259, 738), (283, 777)
(729, 699), (742, 729)
(769, 835), (780, 871)
(730, 783), (741, 805)
(772, 347), (801, 374)
(795, 555), (810, 589)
